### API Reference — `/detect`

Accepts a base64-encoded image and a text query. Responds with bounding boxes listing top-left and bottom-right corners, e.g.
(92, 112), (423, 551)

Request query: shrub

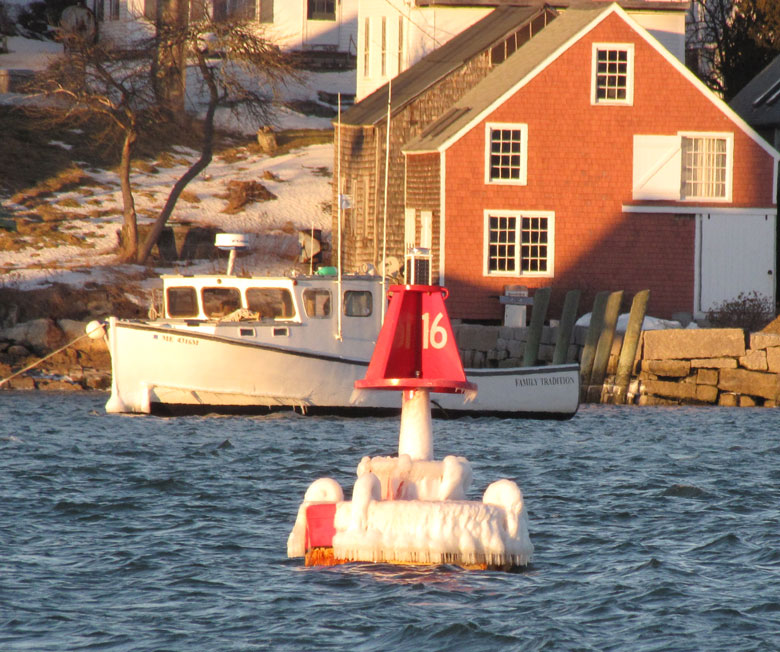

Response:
(0, 2), (17, 36)
(707, 291), (775, 332)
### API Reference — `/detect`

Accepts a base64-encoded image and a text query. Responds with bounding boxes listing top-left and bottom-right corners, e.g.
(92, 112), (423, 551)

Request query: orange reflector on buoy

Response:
(355, 285), (476, 395)
(305, 503), (337, 549)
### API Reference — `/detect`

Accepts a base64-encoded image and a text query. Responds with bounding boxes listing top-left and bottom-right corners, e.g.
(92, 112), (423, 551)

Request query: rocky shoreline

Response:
(0, 318), (111, 391)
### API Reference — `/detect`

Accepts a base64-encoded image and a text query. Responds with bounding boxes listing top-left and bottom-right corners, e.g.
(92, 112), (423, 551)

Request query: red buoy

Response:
(355, 284), (476, 395)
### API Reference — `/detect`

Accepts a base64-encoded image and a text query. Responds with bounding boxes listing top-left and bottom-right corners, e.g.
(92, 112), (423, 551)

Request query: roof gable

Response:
(403, 2), (779, 162)
(730, 54), (780, 129)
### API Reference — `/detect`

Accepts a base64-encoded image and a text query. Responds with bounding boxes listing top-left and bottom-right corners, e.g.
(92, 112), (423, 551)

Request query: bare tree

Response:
(135, 15), (298, 263)
(27, 31), (159, 262)
(27, 8), (298, 264)
(688, 0), (780, 100)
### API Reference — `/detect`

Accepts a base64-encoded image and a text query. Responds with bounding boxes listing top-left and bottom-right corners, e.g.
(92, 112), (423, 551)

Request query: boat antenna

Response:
(381, 78), (391, 324)
(336, 92), (343, 341)
(310, 220), (314, 276)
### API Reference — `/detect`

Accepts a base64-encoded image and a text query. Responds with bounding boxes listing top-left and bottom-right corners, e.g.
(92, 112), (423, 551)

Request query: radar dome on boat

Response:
(215, 234), (250, 275)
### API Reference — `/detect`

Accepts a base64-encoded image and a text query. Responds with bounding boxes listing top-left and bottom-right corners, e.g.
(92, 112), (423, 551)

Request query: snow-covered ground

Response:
(1, 35), (353, 292)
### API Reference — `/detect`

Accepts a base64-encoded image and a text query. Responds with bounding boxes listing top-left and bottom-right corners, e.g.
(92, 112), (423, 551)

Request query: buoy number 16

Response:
(422, 312), (447, 349)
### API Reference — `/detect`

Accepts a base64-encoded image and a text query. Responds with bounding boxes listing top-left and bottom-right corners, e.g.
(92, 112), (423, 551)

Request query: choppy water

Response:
(1, 391), (779, 651)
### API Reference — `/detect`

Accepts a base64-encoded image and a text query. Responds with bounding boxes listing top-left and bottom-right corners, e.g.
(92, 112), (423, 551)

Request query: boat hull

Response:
(104, 318), (579, 419)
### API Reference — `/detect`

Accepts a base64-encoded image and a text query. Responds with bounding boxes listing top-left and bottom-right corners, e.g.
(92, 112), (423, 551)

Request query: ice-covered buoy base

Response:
(287, 460), (533, 571)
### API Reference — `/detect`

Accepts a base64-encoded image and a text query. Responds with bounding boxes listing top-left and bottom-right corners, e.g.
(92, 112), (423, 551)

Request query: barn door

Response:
(696, 212), (776, 315)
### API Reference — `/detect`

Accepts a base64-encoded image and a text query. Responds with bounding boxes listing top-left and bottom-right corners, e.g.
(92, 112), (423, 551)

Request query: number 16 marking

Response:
(422, 312), (447, 349)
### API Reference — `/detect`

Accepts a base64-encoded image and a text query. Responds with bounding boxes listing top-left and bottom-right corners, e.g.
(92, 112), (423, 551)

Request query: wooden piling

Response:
(579, 291), (609, 400)
(586, 290), (623, 403)
(523, 287), (551, 367)
(553, 289), (581, 365)
(612, 290), (649, 404)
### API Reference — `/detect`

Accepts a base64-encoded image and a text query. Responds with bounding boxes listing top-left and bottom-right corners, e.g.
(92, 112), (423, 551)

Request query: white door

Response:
(696, 212), (776, 315)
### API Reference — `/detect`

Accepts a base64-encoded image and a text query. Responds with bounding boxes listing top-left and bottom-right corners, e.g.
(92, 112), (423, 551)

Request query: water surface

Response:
(1, 392), (778, 650)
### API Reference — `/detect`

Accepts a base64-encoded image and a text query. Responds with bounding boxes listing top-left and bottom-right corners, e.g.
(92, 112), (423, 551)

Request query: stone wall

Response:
(634, 329), (780, 407)
(453, 323), (583, 367)
(455, 323), (780, 407)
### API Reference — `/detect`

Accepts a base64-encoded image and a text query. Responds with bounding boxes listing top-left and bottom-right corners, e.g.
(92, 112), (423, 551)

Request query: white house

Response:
(356, 0), (689, 101)
(88, 0), (359, 57)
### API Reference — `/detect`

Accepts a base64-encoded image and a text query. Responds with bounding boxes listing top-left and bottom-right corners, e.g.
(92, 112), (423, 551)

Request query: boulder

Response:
(0, 318), (65, 354)
(642, 359), (690, 377)
(644, 328), (745, 360)
(719, 368), (780, 401)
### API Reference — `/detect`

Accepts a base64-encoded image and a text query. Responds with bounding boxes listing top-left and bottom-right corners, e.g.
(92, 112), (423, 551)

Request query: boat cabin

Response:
(159, 274), (379, 324)
(150, 273), (386, 362)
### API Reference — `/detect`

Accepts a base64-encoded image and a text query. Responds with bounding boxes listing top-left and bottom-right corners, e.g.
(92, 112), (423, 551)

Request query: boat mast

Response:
(381, 79), (391, 323)
(336, 93), (343, 341)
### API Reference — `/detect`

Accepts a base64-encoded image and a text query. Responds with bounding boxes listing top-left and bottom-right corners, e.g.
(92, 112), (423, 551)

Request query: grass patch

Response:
(57, 198), (81, 208)
(180, 191), (201, 204)
(156, 151), (192, 168)
(10, 166), (93, 206)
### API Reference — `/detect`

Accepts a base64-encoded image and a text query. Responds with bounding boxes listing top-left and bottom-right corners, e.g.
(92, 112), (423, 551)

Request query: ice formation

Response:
(286, 284), (533, 571)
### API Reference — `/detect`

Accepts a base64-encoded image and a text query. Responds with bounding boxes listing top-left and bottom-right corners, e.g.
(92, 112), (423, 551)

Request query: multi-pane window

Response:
(212, 0), (256, 22)
(487, 214), (517, 273)
(485, 212), (553, 276)
(681, 135), (729, 199)
(95, 0), (120, 21)
(308, 0), (335, 20)
(486, 123), (528, 184)
(520, 215), (549, 273)
(592, 44), (633, 105)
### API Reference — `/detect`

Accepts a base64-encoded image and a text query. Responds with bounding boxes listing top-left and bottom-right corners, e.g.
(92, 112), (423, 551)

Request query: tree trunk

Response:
(137, 90), (216, 264)
(154, 0), (188, 124)
(117, 127), (139, 263)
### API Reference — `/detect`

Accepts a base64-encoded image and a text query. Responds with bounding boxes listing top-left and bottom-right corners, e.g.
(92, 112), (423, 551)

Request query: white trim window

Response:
(308, 0), (335, 21)
(592, 43), (634, 105)
(484, 211), (554, 276)
(485, 123), (528, 184)
(681, 133), (732, 200)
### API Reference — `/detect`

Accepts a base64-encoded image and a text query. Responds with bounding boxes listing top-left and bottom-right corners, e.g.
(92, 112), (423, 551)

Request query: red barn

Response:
(401, 3), (778, 321)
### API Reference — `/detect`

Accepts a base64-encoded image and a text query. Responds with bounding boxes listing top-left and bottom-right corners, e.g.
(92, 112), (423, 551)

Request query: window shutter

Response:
(632, 135), (681, 200)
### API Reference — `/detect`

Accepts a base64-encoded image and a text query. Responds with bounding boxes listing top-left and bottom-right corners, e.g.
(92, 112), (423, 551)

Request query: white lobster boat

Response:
(97, 239), (579, 418)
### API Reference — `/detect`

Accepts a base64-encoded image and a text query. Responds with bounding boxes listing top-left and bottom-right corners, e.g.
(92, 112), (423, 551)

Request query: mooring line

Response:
(0, 322), (104, 388)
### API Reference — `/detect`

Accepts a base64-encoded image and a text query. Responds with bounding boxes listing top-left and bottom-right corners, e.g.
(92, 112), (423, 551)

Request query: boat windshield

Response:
(246, 288), (295, 319)
(167, 287), (198, 318)
(202, 287), (241, 319)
